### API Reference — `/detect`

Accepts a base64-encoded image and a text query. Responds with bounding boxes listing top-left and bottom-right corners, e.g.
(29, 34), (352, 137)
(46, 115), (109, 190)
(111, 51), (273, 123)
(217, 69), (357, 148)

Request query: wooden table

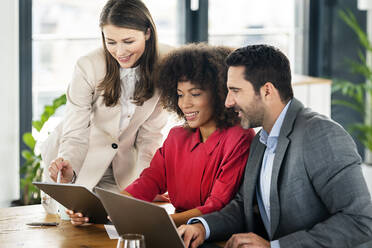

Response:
(0, 204), (225, 248)
(0, 204), (120, 248)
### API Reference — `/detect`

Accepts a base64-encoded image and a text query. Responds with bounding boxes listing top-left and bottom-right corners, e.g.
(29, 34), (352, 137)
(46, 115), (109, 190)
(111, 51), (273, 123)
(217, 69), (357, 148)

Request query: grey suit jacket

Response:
(203, 98), (372, 247)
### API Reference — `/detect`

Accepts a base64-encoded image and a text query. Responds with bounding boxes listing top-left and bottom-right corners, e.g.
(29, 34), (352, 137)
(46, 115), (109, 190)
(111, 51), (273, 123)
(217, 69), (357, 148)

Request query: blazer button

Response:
(111, 143), (118, 149)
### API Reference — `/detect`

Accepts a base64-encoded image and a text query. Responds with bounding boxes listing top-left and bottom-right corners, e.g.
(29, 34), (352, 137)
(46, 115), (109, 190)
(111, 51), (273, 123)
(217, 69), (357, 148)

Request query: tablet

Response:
(33, 182), (108, 224)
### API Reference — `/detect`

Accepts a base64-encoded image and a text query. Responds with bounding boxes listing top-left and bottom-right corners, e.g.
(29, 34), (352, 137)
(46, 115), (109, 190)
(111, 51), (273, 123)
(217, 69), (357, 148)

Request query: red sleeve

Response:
(197, 128), (255, 214)
(125, 138), (169, 202)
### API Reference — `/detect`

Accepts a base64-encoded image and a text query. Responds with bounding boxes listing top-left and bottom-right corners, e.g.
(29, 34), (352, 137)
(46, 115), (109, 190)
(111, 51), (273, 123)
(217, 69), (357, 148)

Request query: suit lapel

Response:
(269, 136), (289, 239)
(269, 98), (304, 239)
(94, 95), (121, 139)
(244, 135), (266, 231)
(118, 92), (159, 137)
(246, 140), (266, 196)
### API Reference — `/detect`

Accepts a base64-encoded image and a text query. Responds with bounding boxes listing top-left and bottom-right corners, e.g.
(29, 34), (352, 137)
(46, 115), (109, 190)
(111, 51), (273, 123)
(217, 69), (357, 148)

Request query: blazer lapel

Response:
(94, 95), (122, 139)
(269, 136), (289, 239)
(244, 135), (266, 231)
(246, 141), (266, 195)
(118, 92), (159, 137)
(269, 98), (304, 239)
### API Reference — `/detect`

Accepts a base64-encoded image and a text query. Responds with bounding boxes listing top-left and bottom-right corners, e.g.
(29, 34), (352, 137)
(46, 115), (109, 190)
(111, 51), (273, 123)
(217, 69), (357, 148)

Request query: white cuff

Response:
(187, 217), (211, 240)
(271, 240), (280, 248)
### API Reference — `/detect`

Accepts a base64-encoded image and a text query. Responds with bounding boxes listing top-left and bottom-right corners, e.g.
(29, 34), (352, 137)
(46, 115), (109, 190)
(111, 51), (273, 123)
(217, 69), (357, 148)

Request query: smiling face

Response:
(225, 66), (265, 129)
(177, 81), (216, 131)
(102, 24), (150, 68)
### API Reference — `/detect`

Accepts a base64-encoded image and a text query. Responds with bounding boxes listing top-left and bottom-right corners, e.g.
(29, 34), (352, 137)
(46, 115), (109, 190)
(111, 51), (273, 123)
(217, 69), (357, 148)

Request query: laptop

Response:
(33, 182), (108, 224)
(95, 187), (185, 248)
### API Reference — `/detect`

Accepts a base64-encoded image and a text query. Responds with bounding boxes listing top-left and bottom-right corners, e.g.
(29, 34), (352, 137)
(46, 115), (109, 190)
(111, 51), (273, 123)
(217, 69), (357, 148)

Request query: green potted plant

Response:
(332, 9), (372, 164)
(19, 94), (66, 205)
(332, 9), (372, 193)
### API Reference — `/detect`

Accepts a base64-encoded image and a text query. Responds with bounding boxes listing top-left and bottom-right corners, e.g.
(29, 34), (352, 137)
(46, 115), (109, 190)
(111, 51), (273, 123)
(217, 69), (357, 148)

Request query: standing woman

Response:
(41, 0), (170, 197)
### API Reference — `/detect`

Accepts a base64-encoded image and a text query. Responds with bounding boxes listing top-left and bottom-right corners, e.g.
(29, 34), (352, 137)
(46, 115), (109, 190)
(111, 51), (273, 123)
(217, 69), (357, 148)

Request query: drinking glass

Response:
(57, 202), (70, 221)
(116, 234), (145, 248)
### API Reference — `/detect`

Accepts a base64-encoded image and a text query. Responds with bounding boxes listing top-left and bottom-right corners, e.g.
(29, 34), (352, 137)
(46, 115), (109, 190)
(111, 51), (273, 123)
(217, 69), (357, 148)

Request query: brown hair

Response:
(98, 0), (158, 106)
(157, 43), (239, 129)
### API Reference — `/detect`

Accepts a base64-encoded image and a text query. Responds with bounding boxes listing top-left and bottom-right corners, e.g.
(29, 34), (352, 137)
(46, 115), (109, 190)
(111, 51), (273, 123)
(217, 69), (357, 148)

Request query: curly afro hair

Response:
(156, 43), (239, 130)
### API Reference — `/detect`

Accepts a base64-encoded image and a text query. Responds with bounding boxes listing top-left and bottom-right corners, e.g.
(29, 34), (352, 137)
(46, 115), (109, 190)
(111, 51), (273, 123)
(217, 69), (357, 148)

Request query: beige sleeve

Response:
(56, 55), (97, 175)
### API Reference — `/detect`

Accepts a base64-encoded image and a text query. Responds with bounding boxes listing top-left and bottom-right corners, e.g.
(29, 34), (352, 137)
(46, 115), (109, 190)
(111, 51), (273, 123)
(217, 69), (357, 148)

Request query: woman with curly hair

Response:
(70, 43), (255, 226)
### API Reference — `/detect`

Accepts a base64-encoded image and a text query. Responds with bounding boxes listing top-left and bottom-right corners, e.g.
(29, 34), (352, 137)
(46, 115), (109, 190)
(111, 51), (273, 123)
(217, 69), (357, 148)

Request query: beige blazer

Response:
(41, 45), (171, 191)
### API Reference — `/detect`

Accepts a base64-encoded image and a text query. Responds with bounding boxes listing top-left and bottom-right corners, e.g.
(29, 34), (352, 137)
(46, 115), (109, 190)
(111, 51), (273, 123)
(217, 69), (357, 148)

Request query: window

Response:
(32, 0), (105, 129)
(143, 0), (180, 46)
(31, 0), (307, 142)
(208, 0), (305, 74)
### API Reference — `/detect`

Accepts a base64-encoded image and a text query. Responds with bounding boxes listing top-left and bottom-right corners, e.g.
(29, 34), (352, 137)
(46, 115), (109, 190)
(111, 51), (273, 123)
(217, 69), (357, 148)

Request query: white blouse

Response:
(119, 67), (138, 131)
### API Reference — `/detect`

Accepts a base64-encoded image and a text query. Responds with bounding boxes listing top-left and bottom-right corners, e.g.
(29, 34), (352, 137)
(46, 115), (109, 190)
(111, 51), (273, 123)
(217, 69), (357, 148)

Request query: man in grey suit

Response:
(178, 44), (372, 248)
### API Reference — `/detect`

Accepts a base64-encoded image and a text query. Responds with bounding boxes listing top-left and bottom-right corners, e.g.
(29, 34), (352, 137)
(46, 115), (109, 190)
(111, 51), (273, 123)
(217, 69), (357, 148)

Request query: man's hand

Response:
(178, 223), (206, 248)
(225, 232), (270, 248)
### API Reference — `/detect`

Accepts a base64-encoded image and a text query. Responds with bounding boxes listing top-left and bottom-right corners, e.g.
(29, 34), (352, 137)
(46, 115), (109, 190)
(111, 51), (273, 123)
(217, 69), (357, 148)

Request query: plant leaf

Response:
(22, 133), (35, 150)
(332, 99), (364, 114)
(32, 120), (43, 132)
(21, 150), (33, 161)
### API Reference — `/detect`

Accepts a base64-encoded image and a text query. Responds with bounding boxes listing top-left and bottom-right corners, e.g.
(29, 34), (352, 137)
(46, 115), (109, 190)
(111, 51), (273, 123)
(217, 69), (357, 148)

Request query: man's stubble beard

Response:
(239, 106), (263, 130)
(240, 113), (251, 130)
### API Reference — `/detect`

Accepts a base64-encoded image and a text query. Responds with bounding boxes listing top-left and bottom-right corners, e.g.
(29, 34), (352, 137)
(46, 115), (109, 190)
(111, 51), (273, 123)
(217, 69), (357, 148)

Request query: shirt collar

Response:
(120, 66), (139, 81)
(189, 128), (223, 154)
(259, 100), (292, 152)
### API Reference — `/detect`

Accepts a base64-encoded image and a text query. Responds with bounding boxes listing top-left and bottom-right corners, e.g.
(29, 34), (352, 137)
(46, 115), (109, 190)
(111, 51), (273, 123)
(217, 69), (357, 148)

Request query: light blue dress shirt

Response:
(255, 100), (291, 248)
(188, 101), (292, 248)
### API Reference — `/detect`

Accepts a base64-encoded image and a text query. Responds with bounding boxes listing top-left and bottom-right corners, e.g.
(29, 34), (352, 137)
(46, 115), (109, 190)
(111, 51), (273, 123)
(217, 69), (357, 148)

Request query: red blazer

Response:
(125, 125), (255, 214)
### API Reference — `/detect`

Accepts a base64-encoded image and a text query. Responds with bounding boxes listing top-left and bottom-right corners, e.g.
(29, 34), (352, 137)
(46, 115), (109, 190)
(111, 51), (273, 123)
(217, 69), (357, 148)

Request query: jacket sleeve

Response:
(202, 182), (247, 241)
(278, 118), (372, 247)
(197, 129), (255, 214)
(135, 99), (169, 174)
(56, 56), (96, 175)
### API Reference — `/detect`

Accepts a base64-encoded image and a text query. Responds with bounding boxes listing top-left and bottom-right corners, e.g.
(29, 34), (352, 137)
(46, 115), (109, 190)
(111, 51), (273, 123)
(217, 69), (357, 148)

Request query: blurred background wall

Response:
(0, 0), (20, 207)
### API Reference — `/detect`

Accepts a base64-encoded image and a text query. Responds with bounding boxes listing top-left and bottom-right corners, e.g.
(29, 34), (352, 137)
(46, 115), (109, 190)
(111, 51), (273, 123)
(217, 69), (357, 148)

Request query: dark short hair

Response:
(157, 43), (239, 129)
(226, 44), (293, 102)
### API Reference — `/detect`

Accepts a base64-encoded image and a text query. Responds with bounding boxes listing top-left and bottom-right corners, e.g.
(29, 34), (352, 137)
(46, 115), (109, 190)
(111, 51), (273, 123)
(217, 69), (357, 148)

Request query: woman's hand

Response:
(66, 209), (90, 226)
(153, 193), (170, 202)
(48, 157), (74, 183)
